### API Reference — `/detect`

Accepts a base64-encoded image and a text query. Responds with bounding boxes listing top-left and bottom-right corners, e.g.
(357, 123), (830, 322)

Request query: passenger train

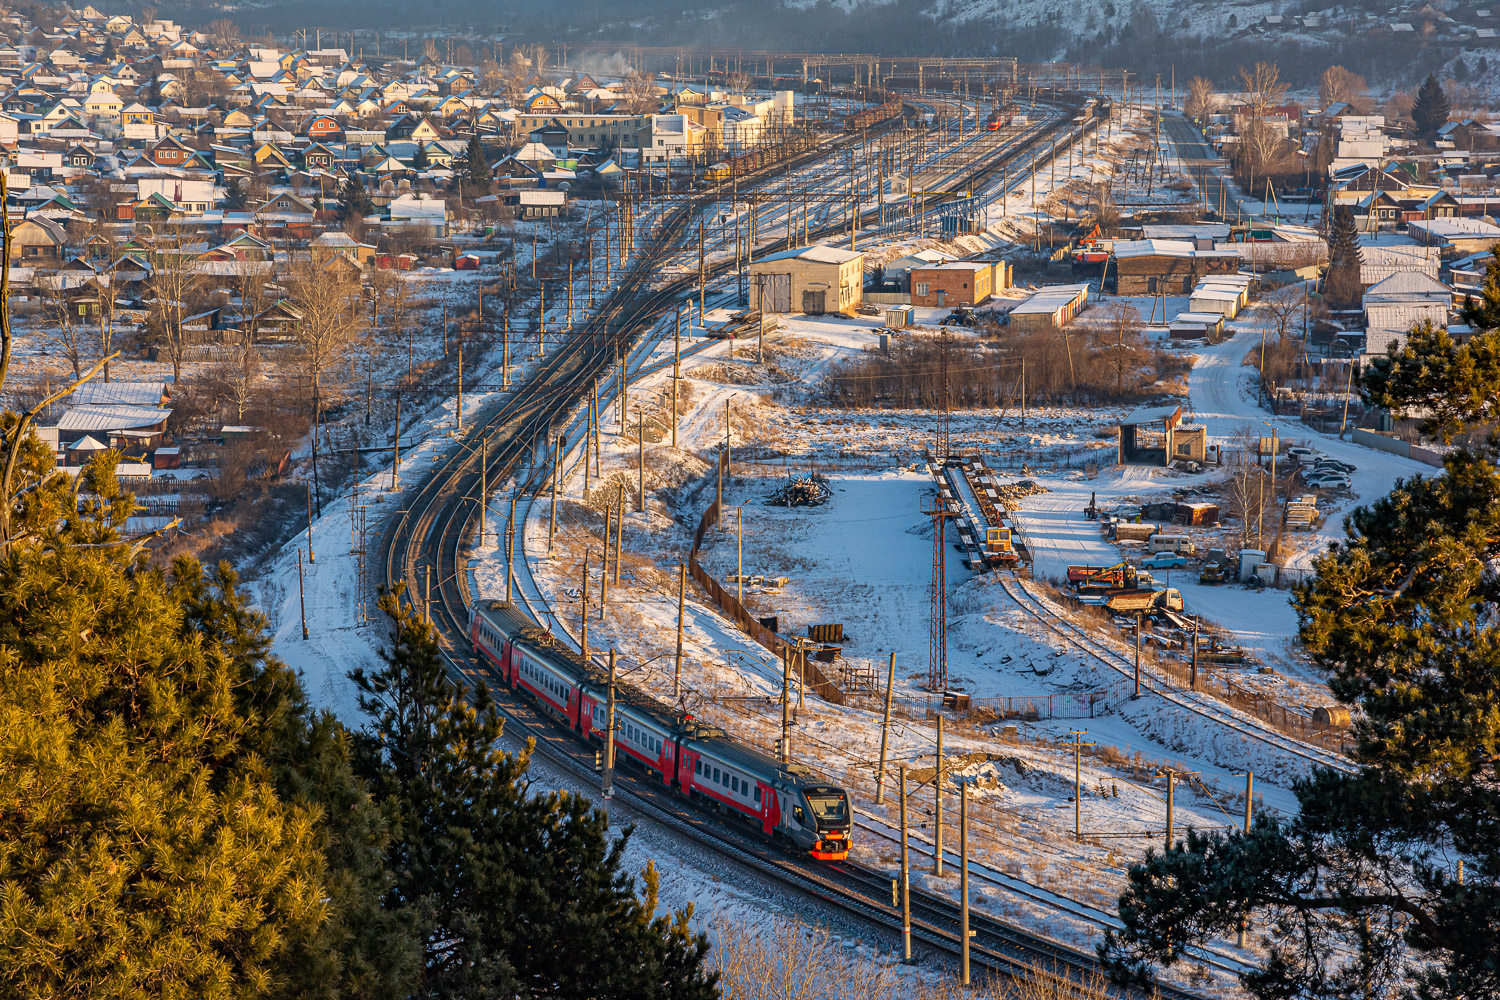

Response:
(471, 600), (853, 861)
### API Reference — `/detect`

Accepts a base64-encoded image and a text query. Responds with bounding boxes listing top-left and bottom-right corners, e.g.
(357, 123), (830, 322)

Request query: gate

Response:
(764, 272), (791, 312)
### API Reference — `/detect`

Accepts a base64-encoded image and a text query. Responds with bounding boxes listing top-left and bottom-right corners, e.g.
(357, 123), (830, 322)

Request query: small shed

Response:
(1188, 286), (1243, 319)
(1168, 311), (1226, 341)
(884, 305), (914, 329)
(1117, 404), (1184, 466)
(1176, 501), (1219, 525)
(1008, 283), (1089, 330)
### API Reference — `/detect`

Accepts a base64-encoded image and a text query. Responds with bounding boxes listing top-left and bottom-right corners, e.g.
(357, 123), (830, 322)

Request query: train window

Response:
(732, 777), (739, 793)
(713, 767), (720, 782)
(754, 787), (761, 804)
(695, 760), (701, 775)
(794, 805), (806, 825)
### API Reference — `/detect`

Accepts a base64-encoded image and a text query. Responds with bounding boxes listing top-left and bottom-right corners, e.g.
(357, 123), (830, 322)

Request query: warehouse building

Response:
(749, 245), (864, 315)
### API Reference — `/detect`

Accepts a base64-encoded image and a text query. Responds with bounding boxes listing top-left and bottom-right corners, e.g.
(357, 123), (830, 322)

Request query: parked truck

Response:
(1067, 563), (1138, 591)
(1084, 587), (1185, 614)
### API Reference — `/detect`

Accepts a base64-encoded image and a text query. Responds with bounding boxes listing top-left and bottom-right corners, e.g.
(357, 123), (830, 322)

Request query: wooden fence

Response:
(688, 459), (845, 705)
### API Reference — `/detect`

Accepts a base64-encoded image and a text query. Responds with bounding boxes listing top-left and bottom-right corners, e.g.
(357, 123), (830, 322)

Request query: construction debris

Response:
(766, 474), (832, 508)
(995, 478), (1050, 511)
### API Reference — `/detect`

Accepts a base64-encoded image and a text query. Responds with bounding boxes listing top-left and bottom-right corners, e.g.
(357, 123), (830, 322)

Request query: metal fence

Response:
(965, 682), (1132, 720)
(688, 453), (846, 705)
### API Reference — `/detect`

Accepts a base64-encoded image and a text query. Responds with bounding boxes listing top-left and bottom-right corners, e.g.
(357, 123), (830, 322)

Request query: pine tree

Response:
(1102, 357), (1500, 1000)
(411, 141), (430, 171)
(337, 171), (372, 223)
(352, 592), (717, 1000)
(464, 133), (489, 186)
(1322, 205), (1363, 308)
(0, 454), (341, 999)
(1412, 72), (1451, 140)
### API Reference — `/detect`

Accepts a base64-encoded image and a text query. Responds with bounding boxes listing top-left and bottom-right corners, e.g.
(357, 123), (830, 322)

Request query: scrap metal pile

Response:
(766, 474), (833, 508)
(995, 478), (1049, 511)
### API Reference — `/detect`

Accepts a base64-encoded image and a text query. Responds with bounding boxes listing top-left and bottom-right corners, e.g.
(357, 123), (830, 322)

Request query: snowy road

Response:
(1187, 317), (1431, 561)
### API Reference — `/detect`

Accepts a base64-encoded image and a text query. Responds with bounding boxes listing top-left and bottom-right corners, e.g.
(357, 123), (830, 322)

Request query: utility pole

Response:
(1191, 616), (1200, 689)
(934, 714), (944, 876)
(306, 481), (315, 563)
(297, 549), (308, 640)
(548, 434), (561, 558)
(613, 497), (623, 585)
(779, 645), (792, 762)
(899, 765), (912, 962)
(1236, 771), (1254, 946)
(1163, 768), (1200, 851)
(602, 648), (618, 821)
(960, 781), (970, 987)
(479, 435), (487, 542)
(675, 563), (686, 700)
(1069, 729), (1096, 841)
(672, 309), (681, 448)
(875, 652), (895, 805)
(600, 503), (612, 617)
(1134, 612), (1143, 697)
(506, 495), (516, 603)
(580, 553), (590, 665)
(391, 391), (401, 489)
(637, 409), (646, 512)
(736, 506), (745, 604)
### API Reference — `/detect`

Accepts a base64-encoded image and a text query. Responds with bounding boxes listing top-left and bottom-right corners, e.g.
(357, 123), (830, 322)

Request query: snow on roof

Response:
(759, 244), (862, 265)
(56, 404), (171, 432)
(1138, 223), (1232, 240)
(1409, 217), (1500, 239)
(70, 380), (168, 407)
(1363, 270), (1451, 301)
(66, 433), (107, 450)
(1120, 404), (1183, 425)
(1112, 238), (1197, 259)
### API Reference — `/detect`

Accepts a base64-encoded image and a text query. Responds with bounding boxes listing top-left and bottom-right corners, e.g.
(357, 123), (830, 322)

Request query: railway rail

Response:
(375, 92), (1220, 997)
(994, 572), (1354, 774)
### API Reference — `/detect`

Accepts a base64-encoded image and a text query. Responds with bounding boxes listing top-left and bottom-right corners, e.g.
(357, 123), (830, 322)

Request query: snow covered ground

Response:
(252, 127), (1428, 993)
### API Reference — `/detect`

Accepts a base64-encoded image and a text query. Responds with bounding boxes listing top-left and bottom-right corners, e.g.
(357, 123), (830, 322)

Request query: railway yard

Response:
(253, 66), (1408, 1000)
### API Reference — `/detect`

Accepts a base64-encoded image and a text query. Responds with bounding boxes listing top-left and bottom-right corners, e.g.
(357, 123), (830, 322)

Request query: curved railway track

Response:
(376, 95), (1224, 997)
(991, 571), (1353, 774)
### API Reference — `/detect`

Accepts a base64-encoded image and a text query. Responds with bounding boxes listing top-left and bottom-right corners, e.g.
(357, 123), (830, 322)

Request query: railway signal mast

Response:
(924, 497), (957, 693)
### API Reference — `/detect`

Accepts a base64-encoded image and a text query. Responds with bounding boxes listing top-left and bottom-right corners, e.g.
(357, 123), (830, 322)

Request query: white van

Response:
(1148, 533), (1196, 555)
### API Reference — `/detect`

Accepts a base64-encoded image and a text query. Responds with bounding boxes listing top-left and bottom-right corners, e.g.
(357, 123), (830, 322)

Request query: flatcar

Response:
(471, 600), (853, 861)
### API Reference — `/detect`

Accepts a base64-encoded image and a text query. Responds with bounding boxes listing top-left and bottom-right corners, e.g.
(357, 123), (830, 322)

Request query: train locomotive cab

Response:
(800, 785), (852, 860)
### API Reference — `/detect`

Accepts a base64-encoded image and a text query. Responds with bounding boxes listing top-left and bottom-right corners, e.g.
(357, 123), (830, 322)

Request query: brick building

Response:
(1112, 239), (1239, 295)
(909, 261), (997, 308)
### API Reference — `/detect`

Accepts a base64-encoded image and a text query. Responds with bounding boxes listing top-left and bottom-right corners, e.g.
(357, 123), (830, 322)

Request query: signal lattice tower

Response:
(934, 330), (951, 461)
(923, 496), (956, 692)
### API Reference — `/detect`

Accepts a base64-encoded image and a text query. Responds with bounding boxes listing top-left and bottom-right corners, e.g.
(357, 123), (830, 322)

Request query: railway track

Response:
(993, 572), (1354, 774)
(375, 94), (1221, 997)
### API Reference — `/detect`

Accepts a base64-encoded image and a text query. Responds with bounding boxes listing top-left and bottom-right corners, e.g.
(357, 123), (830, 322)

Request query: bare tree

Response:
(285, 260), (364, 512)
(499, 51), (533, 107)
(1319, 65), (1369, 111)
(1259, 283), (1307, 344)
(620, 69), (659, 114)
(143, 243), (206, 386)
(1096, 301), (1147, 400)
(46, 296), (88, 379)
(1223, 427), (1270, 549)
(1238, 61), (1290, 119)
(1184, 76), (1216, 121)
(205, 18), (239, 50)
